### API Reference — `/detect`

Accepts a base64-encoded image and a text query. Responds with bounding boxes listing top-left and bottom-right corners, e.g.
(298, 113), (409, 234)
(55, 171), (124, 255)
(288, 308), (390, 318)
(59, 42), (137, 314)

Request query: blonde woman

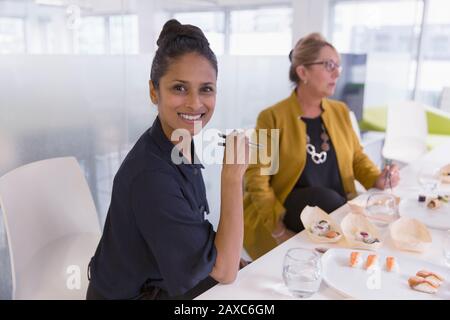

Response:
(243, 33), (399, 260)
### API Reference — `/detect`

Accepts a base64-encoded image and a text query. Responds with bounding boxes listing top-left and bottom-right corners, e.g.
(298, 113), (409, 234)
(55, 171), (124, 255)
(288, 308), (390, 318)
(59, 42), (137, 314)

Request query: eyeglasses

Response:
(304, 60), (342, 73)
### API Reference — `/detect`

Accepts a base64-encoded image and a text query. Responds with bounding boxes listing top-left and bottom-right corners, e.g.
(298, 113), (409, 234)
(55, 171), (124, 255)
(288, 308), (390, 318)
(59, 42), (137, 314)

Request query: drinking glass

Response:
(282, 248), (322, 298)
(365, 192), (398, 227)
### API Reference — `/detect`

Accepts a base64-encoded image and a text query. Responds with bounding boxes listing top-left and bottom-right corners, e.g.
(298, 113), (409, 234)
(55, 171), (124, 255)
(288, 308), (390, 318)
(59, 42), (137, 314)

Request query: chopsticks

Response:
(217, 132), (264, 149)
(384, 159), (393, 191)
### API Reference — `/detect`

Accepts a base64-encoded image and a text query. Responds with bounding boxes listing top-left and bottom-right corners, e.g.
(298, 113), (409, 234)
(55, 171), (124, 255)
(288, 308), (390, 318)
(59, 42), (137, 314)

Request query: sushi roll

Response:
(349, 251), (362, 268)
(416, 270), (444, 287)
(385, 256), (399, 272)
(408, 276), (439, 294)
(365, 254), (379, 271)
(427, 198), (442, 209)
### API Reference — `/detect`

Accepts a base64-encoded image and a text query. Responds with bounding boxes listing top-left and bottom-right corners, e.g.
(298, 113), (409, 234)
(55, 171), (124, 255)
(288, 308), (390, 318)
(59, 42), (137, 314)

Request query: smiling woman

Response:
(149, 20), (218, 139)
(86, 19), (249, 300)
(150, 52), (217, 139)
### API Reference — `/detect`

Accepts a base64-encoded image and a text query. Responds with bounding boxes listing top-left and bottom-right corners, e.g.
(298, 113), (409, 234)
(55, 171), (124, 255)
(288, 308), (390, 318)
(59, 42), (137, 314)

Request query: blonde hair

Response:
(289, 32), (336, 84)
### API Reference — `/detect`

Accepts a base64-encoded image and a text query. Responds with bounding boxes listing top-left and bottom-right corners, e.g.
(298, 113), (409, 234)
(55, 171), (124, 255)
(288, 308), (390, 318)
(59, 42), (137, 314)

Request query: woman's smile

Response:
(177, 112), (206, 123)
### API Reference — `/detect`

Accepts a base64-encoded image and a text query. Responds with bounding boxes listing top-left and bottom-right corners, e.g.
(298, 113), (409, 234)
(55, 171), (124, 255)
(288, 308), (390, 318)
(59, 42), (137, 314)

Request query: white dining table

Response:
(196, 141), (450, 300)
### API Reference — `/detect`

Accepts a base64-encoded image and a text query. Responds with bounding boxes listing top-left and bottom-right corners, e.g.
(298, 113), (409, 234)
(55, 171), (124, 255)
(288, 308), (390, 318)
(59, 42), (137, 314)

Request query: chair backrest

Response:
(382, 100), (428, 163)
(0, 157), (100, 293)
(349, 110), (362, 143)
(439, 87), (450, 112)
(386, 100), (427, 140)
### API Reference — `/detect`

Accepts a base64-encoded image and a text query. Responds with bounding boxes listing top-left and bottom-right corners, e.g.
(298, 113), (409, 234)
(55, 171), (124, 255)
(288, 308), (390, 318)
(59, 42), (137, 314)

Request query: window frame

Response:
(169, 3), (293, 56)
(329, 0), (450, 106)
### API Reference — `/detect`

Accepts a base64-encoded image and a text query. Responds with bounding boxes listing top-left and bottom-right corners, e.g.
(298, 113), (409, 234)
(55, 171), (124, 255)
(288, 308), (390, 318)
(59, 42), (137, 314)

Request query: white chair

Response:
(348, 110), (369, 193)
(0, 157), (101, 299)
(382, 101), (428, 165)
(349, 110), (362, 143)
(439, 86), (450, 112)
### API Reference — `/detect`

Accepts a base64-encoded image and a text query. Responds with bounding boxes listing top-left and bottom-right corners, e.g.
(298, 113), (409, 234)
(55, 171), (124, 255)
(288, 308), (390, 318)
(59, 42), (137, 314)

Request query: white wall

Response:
(292, 0), (329, 44)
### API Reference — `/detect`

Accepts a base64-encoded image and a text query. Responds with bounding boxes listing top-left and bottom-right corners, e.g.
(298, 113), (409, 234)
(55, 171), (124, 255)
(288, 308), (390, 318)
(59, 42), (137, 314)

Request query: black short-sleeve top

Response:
(88, 116), (217, 299)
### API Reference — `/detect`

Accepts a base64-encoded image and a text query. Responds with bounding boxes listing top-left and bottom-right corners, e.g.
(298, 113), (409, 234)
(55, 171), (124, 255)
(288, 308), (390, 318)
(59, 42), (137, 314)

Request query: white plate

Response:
(321, 248), (450, 300)
(398, 197), (450, 230)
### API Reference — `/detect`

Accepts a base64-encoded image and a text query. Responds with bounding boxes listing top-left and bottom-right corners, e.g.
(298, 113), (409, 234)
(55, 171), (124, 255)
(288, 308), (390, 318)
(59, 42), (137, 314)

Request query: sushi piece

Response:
(349, 251), (362, 268)
(310, 220), (342, 239)
(416, 270), (444, 287)
(355, 231), (380, 244)
(385, 256), (399, 272)
(325, 230), (340, 239)
(408, 276), (439, 294)
(365, 254), (379, 271)
(427, 198), (442, 209)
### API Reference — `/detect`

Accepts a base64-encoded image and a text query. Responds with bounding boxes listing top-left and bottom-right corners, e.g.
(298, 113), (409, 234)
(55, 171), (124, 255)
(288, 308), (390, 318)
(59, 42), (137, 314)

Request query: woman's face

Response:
(299, 46), (341, 98)
(150, 52), (217, 139)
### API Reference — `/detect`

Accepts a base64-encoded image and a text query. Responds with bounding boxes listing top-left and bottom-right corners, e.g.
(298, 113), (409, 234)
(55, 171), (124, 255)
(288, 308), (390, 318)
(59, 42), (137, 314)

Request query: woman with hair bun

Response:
(86, 19), (249, 300)
(243, 33), (400, 259)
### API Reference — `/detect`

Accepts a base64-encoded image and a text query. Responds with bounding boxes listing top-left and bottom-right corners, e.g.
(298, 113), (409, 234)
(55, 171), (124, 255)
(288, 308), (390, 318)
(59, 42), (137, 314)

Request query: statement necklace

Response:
(306, 124), (330, 164)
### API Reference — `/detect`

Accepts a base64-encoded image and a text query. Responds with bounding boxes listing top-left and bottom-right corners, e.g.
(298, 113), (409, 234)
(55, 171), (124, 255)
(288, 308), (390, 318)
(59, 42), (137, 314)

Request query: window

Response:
(230, 7), (292, 55)
(109, 15), (139, 54)
(173, 6), (293, 56)
(74, 14), (139, 55)
(331, 0), (450, 108)
(0, 17), (25, 54)
(174, 11), (225, 55)
(77, 16), (106, 54)
(330, 0), (424, 107)
(416, 0), (450, 106)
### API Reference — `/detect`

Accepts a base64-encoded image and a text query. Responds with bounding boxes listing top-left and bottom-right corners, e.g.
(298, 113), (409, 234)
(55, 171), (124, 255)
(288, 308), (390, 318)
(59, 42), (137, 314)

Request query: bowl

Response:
(300, 206), (343, 243)
(389, 217), (432, 252)
(340, 213), (382, 250)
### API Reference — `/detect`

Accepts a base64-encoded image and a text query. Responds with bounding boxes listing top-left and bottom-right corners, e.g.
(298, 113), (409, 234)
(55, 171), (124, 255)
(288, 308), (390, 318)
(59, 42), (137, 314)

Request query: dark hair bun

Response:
(150, 19), (218, 88)
(157, 19), (209, 47)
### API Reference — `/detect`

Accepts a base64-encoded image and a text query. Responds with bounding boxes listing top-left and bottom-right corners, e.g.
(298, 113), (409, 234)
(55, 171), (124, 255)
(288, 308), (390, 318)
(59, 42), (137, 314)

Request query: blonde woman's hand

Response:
(374, 164), (400, 189)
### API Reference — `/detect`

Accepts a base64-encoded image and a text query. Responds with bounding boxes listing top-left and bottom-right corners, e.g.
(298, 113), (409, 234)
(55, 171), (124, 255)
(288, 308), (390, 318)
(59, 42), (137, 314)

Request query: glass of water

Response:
(366, 192), (399, 227)
(443, 230), (450, 268)
(282, 248), (322, 298)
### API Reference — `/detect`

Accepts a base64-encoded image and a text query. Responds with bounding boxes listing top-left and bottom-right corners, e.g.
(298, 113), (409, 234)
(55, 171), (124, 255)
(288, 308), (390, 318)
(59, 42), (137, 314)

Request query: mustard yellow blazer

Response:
(243, 91), (381, 260)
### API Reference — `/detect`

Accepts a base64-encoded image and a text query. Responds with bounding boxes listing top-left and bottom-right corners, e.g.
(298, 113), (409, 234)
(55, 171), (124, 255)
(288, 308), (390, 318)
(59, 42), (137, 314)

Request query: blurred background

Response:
(1, 0), (450, 299)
